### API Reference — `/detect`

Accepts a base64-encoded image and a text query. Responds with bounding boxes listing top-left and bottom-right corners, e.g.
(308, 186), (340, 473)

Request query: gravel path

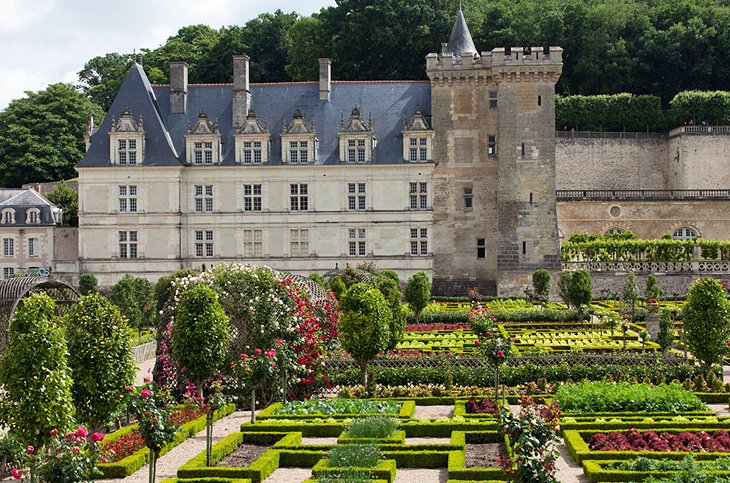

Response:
(107, 411), (250, 482)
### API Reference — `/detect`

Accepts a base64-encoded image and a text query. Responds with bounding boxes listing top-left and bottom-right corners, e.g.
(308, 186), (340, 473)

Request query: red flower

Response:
(497, 350), (504, 357)
(474, 339), (480, 346)
(76, 427), (89, 438)
(91, 432), (104, 443)
(140, 389), (152, 398)
(26, 445), (34, 454)
(11, 468), (22, 479)
(50, 429), (58, 437)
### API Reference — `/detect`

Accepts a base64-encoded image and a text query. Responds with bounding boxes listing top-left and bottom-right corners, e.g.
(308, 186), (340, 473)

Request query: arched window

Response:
(26, 209), (40, 224)
(1, 209), (15, 225)
(606, 228), (624, 235)
(672, 227), (698, 241)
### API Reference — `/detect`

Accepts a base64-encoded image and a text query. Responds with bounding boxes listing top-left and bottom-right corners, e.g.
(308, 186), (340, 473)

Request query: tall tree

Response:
(45, 180), (78, 227)
(683, 277), (730, 369)
(77, 53), (135, 111)
(0, 84), (103, 188)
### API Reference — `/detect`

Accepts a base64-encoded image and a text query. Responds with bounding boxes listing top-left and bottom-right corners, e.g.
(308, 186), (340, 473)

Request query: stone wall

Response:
(555, 136), (668, 190)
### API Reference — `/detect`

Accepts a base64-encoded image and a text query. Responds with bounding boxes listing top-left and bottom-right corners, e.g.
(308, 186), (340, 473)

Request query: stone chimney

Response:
(319, 58), (331, 102)
(169, 62), (188, 114)
(232, 55), (250, 128)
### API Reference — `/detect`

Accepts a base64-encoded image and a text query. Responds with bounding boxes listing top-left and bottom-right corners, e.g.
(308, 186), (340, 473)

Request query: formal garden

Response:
(0, 262), (729, 482)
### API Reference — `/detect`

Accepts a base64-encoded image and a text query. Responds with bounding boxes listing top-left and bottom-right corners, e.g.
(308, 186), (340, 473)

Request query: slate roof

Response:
(443, 8), (478, 57)
(79, 64), (432, 167)
(0, 189), (60, 226)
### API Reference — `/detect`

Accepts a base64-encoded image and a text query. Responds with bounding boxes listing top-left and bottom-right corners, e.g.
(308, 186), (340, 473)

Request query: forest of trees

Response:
(3, 0), (730, 187)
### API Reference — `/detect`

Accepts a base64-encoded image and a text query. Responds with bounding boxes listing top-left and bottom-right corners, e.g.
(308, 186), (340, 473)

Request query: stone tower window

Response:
(477, 238), (486, 259)
(339, 106), (376, 164)
(489, 91), (498, 109)
(488, 135), (496, 156)
(185, 113), (221, 165)
(281, 109), (317, 164)
(235, 108), (270, 165)
(463, 188), (473, 209)
(109, 107), (145, 166)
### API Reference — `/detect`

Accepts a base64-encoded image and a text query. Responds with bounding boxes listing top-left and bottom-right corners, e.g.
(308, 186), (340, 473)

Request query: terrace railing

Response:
(556, 189), (730, 201)
(556, 131), (666, 139)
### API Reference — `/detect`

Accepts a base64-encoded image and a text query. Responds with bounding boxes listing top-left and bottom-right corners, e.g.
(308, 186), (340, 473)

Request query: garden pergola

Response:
(0, 277), (80, 350)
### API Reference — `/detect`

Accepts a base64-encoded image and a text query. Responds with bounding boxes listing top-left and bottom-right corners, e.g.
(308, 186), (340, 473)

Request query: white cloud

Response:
(0, 0), (335, 109)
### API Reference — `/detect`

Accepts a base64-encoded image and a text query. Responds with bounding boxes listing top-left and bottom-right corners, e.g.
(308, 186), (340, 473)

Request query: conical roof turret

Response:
(442, 7), (478, 57)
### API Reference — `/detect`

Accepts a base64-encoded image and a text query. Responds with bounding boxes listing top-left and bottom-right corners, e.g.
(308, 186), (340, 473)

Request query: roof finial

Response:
(459, 0), (462, 11)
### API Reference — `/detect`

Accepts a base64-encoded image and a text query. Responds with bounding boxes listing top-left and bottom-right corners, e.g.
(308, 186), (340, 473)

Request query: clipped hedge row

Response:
(447, 450), (508, 481)
(410, 308), (580, 325)
(97, 403), (236, 478)
(257, 400), (416, 420)
(312, 458), (397, 483)
(583, 458), (730, 483)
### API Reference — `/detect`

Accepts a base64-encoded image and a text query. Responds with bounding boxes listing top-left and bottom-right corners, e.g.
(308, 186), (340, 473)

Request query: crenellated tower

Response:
(427, 8), (563, 295)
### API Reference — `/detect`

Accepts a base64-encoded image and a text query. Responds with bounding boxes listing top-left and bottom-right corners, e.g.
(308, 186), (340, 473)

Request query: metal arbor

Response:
(0, 277), (80, 350)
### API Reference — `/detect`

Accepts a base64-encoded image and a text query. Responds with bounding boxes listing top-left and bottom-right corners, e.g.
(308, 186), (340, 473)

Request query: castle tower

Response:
(427, 9), (563, 295)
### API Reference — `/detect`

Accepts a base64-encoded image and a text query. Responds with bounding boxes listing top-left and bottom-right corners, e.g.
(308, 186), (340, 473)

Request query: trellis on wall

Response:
(0, 277), (80, 350)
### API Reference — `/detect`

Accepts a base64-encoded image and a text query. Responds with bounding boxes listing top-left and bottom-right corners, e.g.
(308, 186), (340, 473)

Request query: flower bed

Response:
(589, 428), (730, 452)
(555, 381), (707, 413)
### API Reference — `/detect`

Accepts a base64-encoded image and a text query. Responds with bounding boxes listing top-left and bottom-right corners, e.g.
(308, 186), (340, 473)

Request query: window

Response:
(28, 238), (39, 257)
(289, 141), (309, 164)
(3, 267), (14, 279)
(243, 184), (262, 211)
(1, 209), (14, 224)
(489, 90), (498, 109)
(538, 95), (542, 107)
(488, 135), (496, 156)
(118, 231), (138, 259)
(194, 185), (213, 213)
(409, 182), (427, 210)
(408, 138), (428, 162)
(464, 188), (473, 209)
(243, 229), (263, 257)
(194, 230), (214, 257)
(118, 139), (137, 165)
(348, 228), (366, 256)
(290, 184), (309, 211)
(522, 241), (527, 255)
(606, 228), (625, 235)
(3, 239), (13, 257)
(290, 229), (309, 256)
(193, 142), (214, 165)
(242, 141), (263, 164)
(348, 183), (366, 210)
(347, 139), (366, 163)
(673, 227), (698, 241)
(477, 238), (486, 259)
(25, 209), (40, 224)
(118, 185), (138, 213)
(410, 228), (428, 256)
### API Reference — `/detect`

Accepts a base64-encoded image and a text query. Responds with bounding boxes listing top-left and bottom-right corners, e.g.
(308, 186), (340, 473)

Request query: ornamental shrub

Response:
(645, 274), (661, 301)
(375, 276), (405, 351)
(567, 270), (592, 316)
(558, 271), (573, 308)
(77, 273), (98, 295)
(0, 293), (75, 448)
(405, 272), (431, 324)
(340, 283), (392, 386)
(66, 293), (136, 433)
(110, 275), (155, 332)
(532, 269), (551, 303)
(683, 277), (730, 369)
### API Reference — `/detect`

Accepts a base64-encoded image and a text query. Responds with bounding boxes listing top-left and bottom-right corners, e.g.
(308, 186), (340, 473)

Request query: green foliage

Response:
(567, 270), (592, 313)
(77, 273), (98, 295)
(308, 273), (328, 288)
(657, 309), (676, 352)
(347, 416), (398, 439)
(172, 284), (230, 389)
(273, 398), (401, 416)
(328, 444), (382, 468)
(607, 454), (730, 472)
(0, 83), (103, 188)
(110, 275), (155, 331)
(0, 293), (75, 448)
(558, 271), (573, 308)
(561, 238), (730, 263)
(339, 283), (392, 384)
(683, 277), (730, 368)
(532, 269), (551, 302)
(499, 402), (560, 482)
(77, 53), (136, 111)
(645, 274), (661, 301)
(621, 272), (639, 325)
(557, 94), (666, 132)
(65, 293), (136, 433)
(128, 383), (178, 454)
(405, 272), (431, 324)
(375, 276), (405, 351)
(670, 90), (730, 126)
(45, 180), (78, 227)
(329, 276), (346, 299)
(554, 381), (707, 413)
(154, 269), (198, 316)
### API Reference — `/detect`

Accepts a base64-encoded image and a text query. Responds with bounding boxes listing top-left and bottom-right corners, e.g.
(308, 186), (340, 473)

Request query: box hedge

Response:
(311, 458), (397, 483)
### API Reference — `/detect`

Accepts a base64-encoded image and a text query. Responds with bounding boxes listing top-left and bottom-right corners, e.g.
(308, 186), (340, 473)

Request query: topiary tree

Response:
(558, 271), (573, 308)
(339, 283), (392, 386)
(683, 277), (730, 369)
(567, 270), (592, 318)
(77, 273), (98, 295)
(375, 276), (405, 351)
(111, 274), (155, 333)
(620, 272), (640, 348)
(0, 293), (75, 448)
(172, 284), (230, 465)
(66, 293), (136, 434)
(645, 274), (661, 301)
(405, 272), (431, 324)
(532, 269), (551, 303)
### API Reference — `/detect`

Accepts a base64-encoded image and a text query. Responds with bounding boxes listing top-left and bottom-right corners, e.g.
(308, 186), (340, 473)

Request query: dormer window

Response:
(281, 108), (317, 164)
(185, 113), (221, 165)
(402, 108), (433, 163)
(109, 107), (145, 166)
(1, 209), (14, 224)
(26, 208), (41, 224)
(235, 108), (270, 165)
(339, 106), (376, 164)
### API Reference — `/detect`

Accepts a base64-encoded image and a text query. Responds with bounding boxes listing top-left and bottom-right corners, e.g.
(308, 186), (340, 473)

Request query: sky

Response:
(0, 0), (336, 110)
